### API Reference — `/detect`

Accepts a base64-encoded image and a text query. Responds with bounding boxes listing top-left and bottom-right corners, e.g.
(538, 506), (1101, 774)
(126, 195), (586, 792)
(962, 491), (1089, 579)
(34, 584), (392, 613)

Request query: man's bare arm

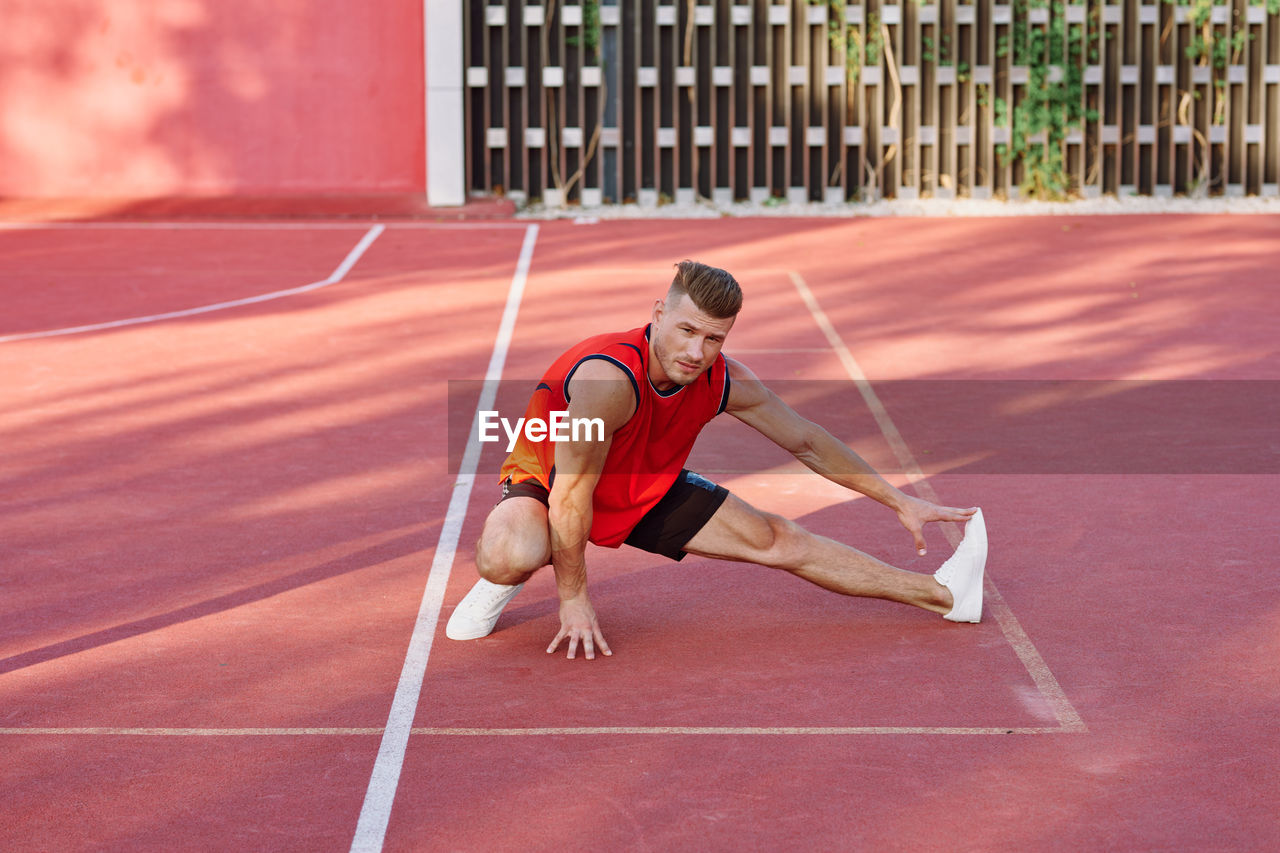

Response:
(723, 356), (974, 554)
(545, 358), (635, 659)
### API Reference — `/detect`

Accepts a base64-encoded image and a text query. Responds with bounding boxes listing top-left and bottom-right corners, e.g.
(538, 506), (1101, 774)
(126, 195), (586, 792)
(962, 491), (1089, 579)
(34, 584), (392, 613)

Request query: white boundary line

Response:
(410, 726), (1064, 736)
(0, 225), (385, 344)
(788, 271), (1086, 734)
(0, 221), (526, 230)
(0, 725), (1065, 737)
(348, 223), (540, 853)
(0, 727), (384, 736)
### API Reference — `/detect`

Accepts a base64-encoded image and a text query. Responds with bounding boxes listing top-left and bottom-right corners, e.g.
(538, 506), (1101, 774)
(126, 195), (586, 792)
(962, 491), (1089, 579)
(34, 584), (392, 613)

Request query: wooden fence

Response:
(463, 0), (1280, 204)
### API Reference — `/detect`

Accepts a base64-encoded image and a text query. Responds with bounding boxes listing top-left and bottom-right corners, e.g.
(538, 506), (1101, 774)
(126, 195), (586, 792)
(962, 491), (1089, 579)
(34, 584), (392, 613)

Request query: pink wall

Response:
(0, 0), (425, 197)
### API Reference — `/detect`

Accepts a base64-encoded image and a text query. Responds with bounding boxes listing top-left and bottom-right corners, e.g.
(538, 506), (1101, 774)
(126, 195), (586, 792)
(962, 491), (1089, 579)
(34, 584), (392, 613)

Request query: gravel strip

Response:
(516, 194), (1280, 220)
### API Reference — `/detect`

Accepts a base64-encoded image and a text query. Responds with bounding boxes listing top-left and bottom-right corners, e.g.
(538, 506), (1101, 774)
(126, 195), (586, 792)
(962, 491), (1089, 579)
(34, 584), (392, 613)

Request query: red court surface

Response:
(1, 215), (1277, 851)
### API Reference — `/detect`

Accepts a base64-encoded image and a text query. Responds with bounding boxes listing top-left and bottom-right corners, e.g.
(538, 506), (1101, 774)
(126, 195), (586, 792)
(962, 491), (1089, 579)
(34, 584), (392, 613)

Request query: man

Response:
(447, 261), (986, 660)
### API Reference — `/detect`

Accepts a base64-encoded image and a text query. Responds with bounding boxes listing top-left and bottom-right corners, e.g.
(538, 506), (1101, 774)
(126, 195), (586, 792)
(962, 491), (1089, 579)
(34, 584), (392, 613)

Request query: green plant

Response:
(817, 0), (885, 85)
(1163, 0), (1261, 193)
(994, 0), (1099, 199)
(582, 0), (601, 57)
(922, 32), (954, 66)
(865, 14), (884, 67)
(564, 0), (601, 58)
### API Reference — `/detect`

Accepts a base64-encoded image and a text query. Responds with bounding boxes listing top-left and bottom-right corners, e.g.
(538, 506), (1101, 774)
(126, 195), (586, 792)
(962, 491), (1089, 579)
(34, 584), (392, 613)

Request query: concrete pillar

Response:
(425, 0), (465, 206)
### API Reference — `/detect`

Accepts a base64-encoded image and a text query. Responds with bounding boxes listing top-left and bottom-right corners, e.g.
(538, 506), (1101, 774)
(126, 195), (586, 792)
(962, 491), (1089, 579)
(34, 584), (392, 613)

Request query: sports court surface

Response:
(2, 213), (1277, 851)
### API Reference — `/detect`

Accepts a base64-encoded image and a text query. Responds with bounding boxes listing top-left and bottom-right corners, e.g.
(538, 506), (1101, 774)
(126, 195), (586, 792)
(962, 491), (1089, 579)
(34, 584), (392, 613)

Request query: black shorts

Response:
(499, 470), (730, 562)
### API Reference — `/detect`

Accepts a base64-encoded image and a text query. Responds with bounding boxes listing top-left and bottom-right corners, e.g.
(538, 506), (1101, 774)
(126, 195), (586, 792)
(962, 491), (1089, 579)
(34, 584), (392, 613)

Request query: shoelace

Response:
(935, 542), (969, 585)
(474, 583), (517, 610)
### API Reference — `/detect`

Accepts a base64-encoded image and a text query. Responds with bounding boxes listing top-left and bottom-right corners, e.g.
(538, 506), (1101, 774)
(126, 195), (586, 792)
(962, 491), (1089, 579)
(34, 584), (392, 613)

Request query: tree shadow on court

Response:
(0, 530), (425, 677)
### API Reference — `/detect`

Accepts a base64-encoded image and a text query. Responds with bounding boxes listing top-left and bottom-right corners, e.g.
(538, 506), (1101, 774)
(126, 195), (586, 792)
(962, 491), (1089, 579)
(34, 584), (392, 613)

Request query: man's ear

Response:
(652, 298), (665, 324)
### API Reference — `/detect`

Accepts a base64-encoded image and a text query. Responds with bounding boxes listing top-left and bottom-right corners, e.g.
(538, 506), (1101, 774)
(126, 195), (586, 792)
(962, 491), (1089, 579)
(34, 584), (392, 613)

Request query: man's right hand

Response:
(547, 595), (612, 660)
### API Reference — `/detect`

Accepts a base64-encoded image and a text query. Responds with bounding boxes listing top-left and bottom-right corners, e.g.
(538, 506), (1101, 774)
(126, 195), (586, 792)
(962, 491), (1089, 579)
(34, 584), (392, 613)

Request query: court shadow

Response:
(0, 529), (425, 677)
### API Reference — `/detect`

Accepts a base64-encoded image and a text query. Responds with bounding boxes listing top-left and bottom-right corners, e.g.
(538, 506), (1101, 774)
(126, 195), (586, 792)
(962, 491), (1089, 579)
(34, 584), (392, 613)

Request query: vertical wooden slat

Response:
(672, 0), (688, 202)
(1154, 0), (1172, 196)
(867, 0), (885, 200)
(713, 0), (731, 203)
(974, 0), (994, 198)
(464, 3), (481, 195)
(599, 0), (620, 202)
(1224, 0), (1241, 195)
(902, 0), (919, 198)
(1267, 0), (1280, 194)
(1064, 1), (1086, 197)
(775, 0), (790, 200)
(552, 0), (566, 203)
(993, 1), (1010, 196)
(791, 0), (807, 201)
(697, 0), (715, 200)
(1244, 0), (1265, 194)
(747, 0), (757, 202)
(667, 0), (679, 201)
(956, 0), (973, 197)
(526, 2), (541, 202)
(638, 0), (655, 204)
(890, 0), (904, 198)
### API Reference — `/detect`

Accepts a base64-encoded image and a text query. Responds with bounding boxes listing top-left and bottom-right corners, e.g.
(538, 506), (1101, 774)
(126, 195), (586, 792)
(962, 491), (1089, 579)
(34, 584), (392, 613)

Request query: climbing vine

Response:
(993, 0), (1098, 199)
(545, 0), (605, 202)
(818, 0), (887, 195)
(1165, 0), (1269, 194)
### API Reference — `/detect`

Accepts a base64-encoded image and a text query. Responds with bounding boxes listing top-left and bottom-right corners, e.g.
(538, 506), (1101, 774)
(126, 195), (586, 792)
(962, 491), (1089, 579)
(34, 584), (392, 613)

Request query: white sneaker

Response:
(445, 579), (525, 640)
(933, 509), (987, 623)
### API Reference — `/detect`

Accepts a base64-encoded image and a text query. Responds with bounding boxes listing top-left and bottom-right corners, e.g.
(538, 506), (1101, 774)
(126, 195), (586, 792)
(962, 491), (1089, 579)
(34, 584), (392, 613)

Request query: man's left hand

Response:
(895, 496), (978, 556)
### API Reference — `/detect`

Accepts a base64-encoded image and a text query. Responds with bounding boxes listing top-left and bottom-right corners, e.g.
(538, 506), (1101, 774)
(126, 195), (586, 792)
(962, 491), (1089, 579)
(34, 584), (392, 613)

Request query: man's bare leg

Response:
(446, 497), (551, 640)
(682, 493), (954, 615)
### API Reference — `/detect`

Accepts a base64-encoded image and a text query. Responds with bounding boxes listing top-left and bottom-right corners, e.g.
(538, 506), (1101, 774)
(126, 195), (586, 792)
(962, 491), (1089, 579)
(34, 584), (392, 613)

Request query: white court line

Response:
(789, 270), (1086, 734)
(410, 726), (1064, 736)
(0, 725), (1063, 736)
(0, 224), (385, 344)
(0, 221), (527, 230)
(0, 727), (384, 736)
(348, 223), (540, 853)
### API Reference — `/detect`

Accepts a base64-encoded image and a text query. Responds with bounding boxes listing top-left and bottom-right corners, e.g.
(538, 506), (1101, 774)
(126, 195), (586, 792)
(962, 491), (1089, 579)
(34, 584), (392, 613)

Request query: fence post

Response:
(427, 0), (467, 206)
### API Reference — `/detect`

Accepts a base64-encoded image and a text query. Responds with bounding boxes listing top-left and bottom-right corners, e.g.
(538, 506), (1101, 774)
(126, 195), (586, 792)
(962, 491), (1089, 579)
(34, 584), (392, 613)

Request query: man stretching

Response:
(447, 261), (986, 660)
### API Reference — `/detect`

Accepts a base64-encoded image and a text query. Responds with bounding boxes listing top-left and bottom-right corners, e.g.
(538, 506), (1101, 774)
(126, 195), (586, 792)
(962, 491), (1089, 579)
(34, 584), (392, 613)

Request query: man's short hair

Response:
(669, 260), (742, 319)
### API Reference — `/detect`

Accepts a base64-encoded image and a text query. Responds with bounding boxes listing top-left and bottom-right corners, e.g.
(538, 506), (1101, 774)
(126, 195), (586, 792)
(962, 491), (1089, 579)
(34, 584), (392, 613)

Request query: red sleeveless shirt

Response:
(499, 325), (730, 547)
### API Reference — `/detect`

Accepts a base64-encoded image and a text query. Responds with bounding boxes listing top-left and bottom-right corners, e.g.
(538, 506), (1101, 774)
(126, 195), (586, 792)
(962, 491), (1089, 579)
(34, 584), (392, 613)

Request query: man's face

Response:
(649, 292), (736, 388)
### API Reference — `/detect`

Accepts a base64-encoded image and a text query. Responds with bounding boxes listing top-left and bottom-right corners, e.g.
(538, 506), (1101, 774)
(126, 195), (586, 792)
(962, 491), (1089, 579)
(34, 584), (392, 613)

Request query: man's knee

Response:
(475, 502), (550, 583)
(476, 530), (548, 583)
(750, 512), (808, 570)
